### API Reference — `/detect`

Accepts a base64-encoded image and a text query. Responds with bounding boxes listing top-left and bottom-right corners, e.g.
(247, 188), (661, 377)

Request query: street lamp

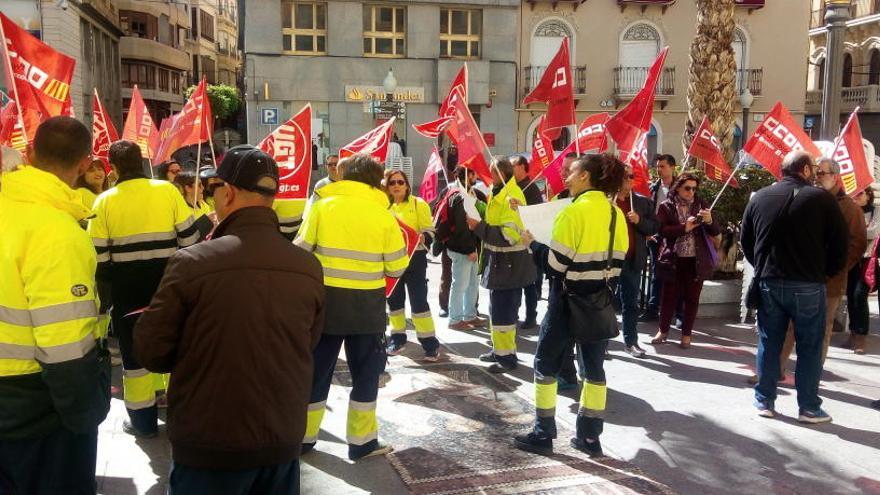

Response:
(383, 68), (397, 102)
(739, 88), (754, 150)
(821, 0), (852, 139)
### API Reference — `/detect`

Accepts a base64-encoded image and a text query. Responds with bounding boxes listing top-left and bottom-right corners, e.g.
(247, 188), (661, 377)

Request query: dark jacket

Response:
(741, 176), (849, 285)
(619, 192), (659, 271)
(656, 196), (722, 281)
(133, 207), (325, 470)
(517, 178), (544, 206)
(445, 192), (481, 255)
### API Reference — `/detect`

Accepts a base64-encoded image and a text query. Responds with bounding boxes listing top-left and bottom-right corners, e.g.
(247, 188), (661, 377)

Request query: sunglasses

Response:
(388, 179), (406, 186)
(681, 186), (698, 192)
(206, 181), (226, 197)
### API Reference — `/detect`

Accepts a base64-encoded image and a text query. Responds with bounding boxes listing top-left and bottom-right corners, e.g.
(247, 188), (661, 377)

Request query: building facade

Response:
(807, 0), (880, 145)
(243, 0), (520, 176)
(517, 0), (810, 162)
(1, 0), (123, 129)
(118, 0), (191, 122)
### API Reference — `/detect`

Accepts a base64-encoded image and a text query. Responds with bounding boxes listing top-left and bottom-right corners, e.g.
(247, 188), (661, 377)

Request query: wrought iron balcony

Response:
(613, 66), (675, 99)
(522, 65), (587, 101)
(738, 68), (763, 97)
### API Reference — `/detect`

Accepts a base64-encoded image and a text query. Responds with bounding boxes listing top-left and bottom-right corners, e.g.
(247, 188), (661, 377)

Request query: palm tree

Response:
(683, 0), (738, 164)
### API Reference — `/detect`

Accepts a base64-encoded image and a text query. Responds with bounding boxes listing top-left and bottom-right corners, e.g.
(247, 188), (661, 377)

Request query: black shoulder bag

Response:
(564, 204), (620, 343)
(746, 187), (801, 310)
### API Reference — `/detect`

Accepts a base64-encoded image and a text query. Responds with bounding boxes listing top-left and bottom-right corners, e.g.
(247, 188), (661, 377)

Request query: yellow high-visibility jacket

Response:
(0, 166), (108, 439)
(273, 198), (307, 241)
(88, 176), (201, 313)
(390, 195), (434, 251)
(473, 178), (536, 290)
(547, 190), (629, 292)
(77, 187), (98, 210)
(295, 180), (409, 335)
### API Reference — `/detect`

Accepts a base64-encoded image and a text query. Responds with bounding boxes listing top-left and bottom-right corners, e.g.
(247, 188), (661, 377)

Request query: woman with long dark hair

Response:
(513, 154), (628, 458)
(383, 169), (440, 361)
(651, 172), (721, 349)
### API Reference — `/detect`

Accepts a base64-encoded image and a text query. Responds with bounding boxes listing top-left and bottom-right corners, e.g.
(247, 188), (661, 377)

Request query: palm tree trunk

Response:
(683, 0), (738, 165)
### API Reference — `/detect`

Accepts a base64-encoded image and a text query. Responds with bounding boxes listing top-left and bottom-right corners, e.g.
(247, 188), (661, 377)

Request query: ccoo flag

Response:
(522, 38), (575, 140)
(530, 115), (555, 179)
(258, 104), (312, 199)
(832, 108), (874, 196)
(122, 85), (160, 161)
(92, 89), (119, 173)
(688, 116), (738, 188)
(605, 47), (669, 154)
(743, 101), (820, 180)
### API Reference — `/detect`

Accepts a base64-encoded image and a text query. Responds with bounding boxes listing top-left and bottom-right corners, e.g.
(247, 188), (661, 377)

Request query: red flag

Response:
(413, 64), (468, 138)
(622, 134), (651, 196)
(439, 64), (468, 118)
(1, 12), (76, 143)
(446, 92), (492, 185)
(418, 147), (445, 204)
(688, 116), (739, 188)
(605, 47), (669, 153)
(340, 118), (395, 162)
(522, 38), (575, 140)
(413, 116), (453, 139)
(92, 90), (119, 174)
(154, 79), (212, 164)
(535, 113), (612, 197)
(832, 109), (873, 196)
(530, 115), (554, 179)
(122, 86), (160, 162)
(385, 218), (420, 297)
(743, 101), (820, 180)
(0, 100), (27, 152)
(258, 104), (312, 200)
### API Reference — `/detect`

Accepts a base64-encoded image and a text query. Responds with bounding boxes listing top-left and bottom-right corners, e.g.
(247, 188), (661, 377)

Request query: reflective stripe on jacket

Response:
(295, 180), (409, 290)
(548, 190), (629, 292)
(273, 198), (306, 241)
(473, 178), (536, 290)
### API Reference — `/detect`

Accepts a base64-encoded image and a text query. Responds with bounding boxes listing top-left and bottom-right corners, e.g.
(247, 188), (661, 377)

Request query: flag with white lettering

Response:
(744, 101), (820, 180)
(413, 64), (468, 139)
(92, 90), (119, 173)
(258, 104), (312, 199)
(122, 85), (160, 161)
(522, 37), (575, 140)
(0, 12), (76, 143)
(536, 113), (611, 197)
(340, 118), (395, 162)
(530, 115), (554, 179)
(154, 79), (212, 164)
(832, 109), (873, 196)
(418, 146), (445, 204)
(688, 115), (738, 188)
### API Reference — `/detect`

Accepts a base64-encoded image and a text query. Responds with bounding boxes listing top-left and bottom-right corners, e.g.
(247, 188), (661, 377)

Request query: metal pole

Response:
(741, 107), (750, 148)
(821, 0), (852, 140)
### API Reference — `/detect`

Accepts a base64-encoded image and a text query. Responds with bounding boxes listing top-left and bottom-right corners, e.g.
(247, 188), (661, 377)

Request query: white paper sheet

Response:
(518, 199), (572, 246)
(462, 192), (481, 221)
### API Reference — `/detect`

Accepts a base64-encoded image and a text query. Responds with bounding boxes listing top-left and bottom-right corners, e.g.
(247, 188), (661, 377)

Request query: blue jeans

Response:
(618, 263), (641, 346)
(169, 459), (299, 495)
(755, 279), (826, 412)
(448, 250), (479, 324)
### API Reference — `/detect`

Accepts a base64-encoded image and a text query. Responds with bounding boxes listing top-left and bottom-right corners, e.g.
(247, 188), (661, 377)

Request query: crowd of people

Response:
(0, 116), (878, 495)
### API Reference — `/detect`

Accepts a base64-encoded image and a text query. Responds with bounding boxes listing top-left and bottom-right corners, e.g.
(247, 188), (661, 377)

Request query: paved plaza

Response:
(96, 259), (880, 495)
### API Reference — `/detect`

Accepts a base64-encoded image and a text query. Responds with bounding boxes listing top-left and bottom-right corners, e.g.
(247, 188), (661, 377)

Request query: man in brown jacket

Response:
(781, 157), (867, 366)
(134, 145), (324, 495)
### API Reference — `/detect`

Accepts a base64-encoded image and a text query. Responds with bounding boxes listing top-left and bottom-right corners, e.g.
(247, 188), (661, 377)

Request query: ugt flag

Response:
(744, 101), (820, 180)
(340, 118), (396, 162)
(154, 79), (213, 164)
(688, 116), (738, 188)
(258, 104), (312, 199)
(413, 64), (468, 139)
(419, 147), (445, 204)
(445, 92), (492, 185)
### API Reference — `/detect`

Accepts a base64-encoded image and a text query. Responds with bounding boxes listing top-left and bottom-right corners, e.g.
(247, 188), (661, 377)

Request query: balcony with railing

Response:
(737, 68), (763, 96)
(614, 66), (675, 100)
(805, 84), (880, 113)
(522, 65), (587, 102)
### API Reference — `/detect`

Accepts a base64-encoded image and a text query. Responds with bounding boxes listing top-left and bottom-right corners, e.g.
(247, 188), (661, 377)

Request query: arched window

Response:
(531, 19), (573, 67)
(843, 53), (853, 88)
(870, 50), (880, 85)
(619, 23), (661, 68)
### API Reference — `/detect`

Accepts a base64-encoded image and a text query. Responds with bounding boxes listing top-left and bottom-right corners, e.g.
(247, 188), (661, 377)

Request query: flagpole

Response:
(573, 124), (580, 156)
(709, 158), (744, 211)
(0, 19), (28, 144)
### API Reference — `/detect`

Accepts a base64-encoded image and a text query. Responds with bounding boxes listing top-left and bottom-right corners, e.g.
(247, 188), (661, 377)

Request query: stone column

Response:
(821, 0), (851, 140)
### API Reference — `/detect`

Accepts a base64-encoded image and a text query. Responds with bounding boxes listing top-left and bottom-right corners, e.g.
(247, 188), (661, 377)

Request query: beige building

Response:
(517, 0), (811, 161)
(187, 0), (241, 87)
(118, 0), (192, 121)
(807, 0), (880, 144)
